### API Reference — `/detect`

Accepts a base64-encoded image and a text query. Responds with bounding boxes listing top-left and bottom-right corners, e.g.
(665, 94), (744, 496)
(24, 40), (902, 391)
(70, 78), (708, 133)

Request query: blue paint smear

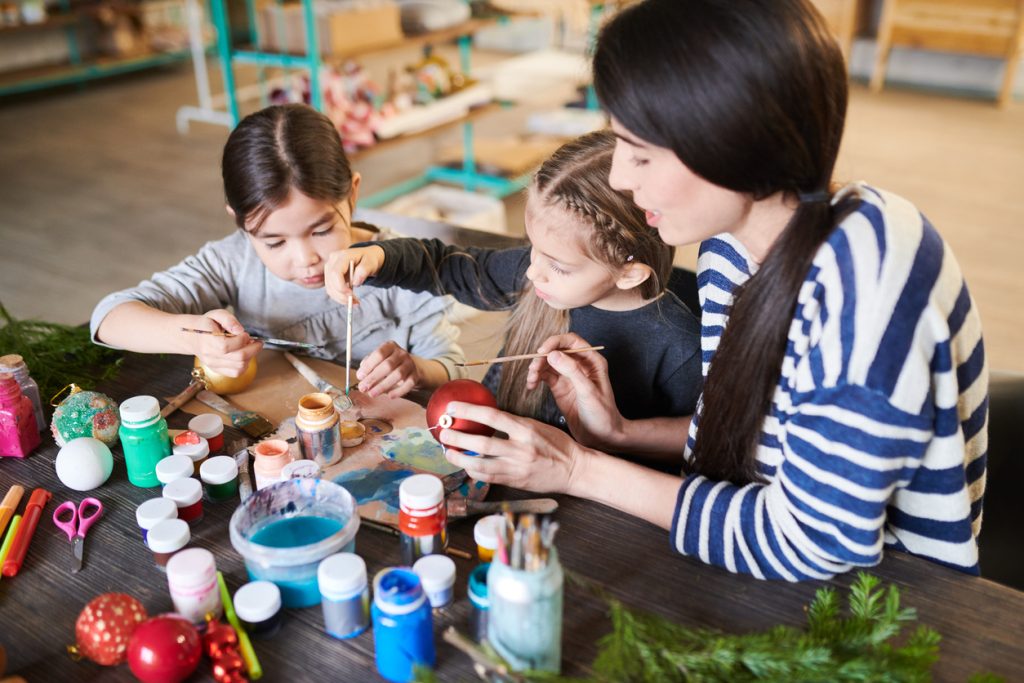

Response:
(333, 468), (413, 510)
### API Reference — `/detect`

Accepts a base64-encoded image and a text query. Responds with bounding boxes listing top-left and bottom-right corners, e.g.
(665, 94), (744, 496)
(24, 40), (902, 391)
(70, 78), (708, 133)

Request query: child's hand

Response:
(355, 341), (426, 399)
(189, 310), (262, 377)
(325, 246), (386, 305)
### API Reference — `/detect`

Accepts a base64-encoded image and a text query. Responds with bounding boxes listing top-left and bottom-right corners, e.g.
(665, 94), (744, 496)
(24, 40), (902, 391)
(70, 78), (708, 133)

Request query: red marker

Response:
(2, 487), (52, 577)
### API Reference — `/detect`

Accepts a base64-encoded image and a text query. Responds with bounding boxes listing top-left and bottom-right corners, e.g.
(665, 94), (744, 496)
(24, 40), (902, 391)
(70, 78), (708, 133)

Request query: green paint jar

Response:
(200, 455), (239, 502)
(119, 395), (171, 488)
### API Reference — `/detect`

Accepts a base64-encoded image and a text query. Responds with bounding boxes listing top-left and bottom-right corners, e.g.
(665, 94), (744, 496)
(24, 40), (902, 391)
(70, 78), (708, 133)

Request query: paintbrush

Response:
(456, 345), (605, 367)
(194, 390), (276, 439)
(180, 327), (324, 351)
(446, 497), (558, 519)
(345, 261), (354, 396)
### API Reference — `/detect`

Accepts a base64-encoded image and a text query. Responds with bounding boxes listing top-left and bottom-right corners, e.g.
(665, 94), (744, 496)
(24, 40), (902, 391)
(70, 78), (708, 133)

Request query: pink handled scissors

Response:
(52, 497), (103, 574)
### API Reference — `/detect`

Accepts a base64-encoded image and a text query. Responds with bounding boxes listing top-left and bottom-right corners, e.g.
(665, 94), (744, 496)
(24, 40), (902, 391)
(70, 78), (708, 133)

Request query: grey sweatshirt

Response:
(90, 225), (466, 379)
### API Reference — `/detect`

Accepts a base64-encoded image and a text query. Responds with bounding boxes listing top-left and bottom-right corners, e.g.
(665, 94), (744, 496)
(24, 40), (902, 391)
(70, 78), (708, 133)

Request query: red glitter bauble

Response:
(425, 379), (498, 443)
(126, 614), (202, 683)
(73, 593), (148, 666)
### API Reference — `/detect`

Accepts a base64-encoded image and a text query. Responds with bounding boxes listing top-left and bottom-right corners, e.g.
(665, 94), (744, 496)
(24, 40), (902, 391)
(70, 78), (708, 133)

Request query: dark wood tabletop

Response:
(3, 215), (1023, 682)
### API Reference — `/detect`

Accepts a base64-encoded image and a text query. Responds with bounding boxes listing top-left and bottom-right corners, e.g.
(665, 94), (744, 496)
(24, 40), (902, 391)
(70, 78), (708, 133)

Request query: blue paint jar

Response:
(468, 563), (490, 643)
(318, 552), (369, 639)
(371, 568), (435, 682)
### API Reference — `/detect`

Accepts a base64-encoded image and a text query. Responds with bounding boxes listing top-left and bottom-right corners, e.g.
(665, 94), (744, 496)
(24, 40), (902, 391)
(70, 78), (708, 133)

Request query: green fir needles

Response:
(592, 573), (940, 682)
(0, 302), (122, 406)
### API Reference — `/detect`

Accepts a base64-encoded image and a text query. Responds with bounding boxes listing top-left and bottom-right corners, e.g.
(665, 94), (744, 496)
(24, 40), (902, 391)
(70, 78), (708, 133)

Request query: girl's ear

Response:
(225, 204), (236, 217)
(615, 262), (653, 291)
(348, 173), (362, 212)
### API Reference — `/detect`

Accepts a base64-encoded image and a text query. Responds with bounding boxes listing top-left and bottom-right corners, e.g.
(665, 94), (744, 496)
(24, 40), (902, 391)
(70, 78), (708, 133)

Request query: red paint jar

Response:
(173, 430), (210, 475)
(162, 477), (204, 525)
(398, 474), (447, 566)
(188, 414), (224, 454)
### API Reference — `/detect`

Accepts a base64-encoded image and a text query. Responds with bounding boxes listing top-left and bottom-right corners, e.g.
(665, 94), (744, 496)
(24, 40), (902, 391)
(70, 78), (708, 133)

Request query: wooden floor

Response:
(0, 64), (1021, 371)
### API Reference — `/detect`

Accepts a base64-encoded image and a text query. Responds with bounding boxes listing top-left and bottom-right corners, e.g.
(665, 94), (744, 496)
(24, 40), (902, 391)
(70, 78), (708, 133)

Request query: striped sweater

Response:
(672, 183), (988, 580)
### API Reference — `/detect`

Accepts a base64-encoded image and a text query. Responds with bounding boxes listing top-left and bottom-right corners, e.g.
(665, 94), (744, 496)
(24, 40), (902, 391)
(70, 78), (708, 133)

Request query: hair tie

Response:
(798, 190), (831, 205)
(625, 255), (634, 262)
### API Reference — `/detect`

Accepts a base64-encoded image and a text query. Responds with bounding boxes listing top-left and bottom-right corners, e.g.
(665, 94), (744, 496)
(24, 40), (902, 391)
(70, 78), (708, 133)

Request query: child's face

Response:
(524, 198), (634, 311)
(244, 188), (356, 289)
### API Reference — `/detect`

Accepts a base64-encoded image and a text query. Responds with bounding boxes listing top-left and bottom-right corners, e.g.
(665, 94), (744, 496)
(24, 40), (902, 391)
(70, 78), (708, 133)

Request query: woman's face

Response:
(608, 117), (751, 247)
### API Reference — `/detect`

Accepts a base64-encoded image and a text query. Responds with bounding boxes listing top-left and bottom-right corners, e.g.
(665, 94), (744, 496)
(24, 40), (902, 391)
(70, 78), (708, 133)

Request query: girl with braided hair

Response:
(326, 130), (702, 466)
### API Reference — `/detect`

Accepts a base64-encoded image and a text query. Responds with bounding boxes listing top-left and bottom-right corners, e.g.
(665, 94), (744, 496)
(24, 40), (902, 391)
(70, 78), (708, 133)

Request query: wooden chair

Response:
(870, 0), (1024, 107)
(810, 0), (861, 65)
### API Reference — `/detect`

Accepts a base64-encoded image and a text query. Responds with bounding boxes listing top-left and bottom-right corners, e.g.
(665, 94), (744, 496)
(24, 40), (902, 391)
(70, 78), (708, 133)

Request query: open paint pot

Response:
(229, 478), (360, 608)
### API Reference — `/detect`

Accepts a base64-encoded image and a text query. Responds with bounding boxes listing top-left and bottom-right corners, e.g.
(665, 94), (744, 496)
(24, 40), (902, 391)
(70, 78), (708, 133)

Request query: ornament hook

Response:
(50, 383), (81, 407)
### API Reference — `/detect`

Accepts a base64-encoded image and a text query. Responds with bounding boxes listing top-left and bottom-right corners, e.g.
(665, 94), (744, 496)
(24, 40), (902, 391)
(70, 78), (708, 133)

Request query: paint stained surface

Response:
(333, 468), (414, 511)
(379, 428), (461, 476)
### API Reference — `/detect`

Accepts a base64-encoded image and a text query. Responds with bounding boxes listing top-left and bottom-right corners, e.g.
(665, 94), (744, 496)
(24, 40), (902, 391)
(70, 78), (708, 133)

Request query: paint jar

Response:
(252, 439), (292, 490)
(200, 455), (239, 502)
(163, 477), (204, 525)
(156, 454), (194, 486)
(371, 568), (435, 683)
(488, 548), (564, 672)
(234, 581), (283, 639)
(118, 395), (171, 487)
(167, 547), (223, 625)
(398, 474), (447, 566)
(0, 355), (43, 432)
(229, 478), (360, 608)
(296, 393), (342, 467)
(412, 554), (456, 609)
(147, 518), (190, 570)
(318, 552), (370, 639)
(281, 459), (321, 481)
(468, 563), (490, 643)
(172, 430), (210, 474)
(339, 420), (365, 447)
(0, 373), (40, 458)
(189, 413), (224, 454)
(136, 497), (178, 544)
(474, 514), (504, 563)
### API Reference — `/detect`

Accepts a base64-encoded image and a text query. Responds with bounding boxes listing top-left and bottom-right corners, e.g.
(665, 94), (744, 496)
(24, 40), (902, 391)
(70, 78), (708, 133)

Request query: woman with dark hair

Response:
(436, 0), (988, 580)
(91, 103), (464, 398)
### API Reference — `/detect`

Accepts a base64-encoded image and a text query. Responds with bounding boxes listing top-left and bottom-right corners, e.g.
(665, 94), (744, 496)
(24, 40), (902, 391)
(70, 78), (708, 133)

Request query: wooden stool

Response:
(870, 0), (1024, 107)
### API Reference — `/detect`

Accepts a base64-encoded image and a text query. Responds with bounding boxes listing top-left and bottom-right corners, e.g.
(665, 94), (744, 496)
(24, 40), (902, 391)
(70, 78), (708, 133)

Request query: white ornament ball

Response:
(56, 437), (114, 491)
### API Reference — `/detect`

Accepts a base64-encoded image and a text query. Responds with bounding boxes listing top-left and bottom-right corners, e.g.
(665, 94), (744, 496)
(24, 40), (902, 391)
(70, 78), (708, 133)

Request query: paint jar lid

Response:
(281, 459), (320, 480)
(147, 518), (190, 553)
(373, 568), (426, 614)
(188, 413), (223, 438)
(163, 477), (203, 507)
(234, 581), (281, 623)
(318, 552), (367, 598)
(200, 455), (238, 485)
(173, 431), (210, 461)
(399, 474), (444, 512)
(119, 395), (161, 426)
(156, 455), (194, 485)
(136, 497), (178, 530)
(468, 563), (490, 607)
(166, 547), (217, 589)
(474, 514), (504, 550)
(412, 555), (456, 593)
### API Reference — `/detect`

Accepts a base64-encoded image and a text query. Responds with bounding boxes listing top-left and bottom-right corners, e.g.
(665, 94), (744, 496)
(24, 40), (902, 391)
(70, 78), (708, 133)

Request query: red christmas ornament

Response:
(212, 650), (246, 681)
(126, 614), (202, 683)
(72, 593), (148, 666)
(203, 618), (248, 683)
(425, 379), (498, 443)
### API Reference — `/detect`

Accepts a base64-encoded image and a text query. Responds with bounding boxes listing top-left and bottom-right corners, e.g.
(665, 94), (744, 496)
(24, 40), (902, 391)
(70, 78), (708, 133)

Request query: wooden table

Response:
(3, 215), (1024, 682)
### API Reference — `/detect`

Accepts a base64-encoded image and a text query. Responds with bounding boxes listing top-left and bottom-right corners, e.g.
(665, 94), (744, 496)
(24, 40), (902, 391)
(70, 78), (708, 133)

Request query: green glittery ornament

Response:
(50, 385), (120, 447)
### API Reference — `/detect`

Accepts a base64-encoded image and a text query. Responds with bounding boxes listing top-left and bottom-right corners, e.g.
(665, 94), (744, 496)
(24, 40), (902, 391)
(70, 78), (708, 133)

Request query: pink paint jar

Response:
(188, 414), (224, 454)
(252, 439), (292, 490)
(173, 430), (210, 474)
(0, 373), (41, 458)
(147, 518), (190, 570)
(163, 477), (204, 525)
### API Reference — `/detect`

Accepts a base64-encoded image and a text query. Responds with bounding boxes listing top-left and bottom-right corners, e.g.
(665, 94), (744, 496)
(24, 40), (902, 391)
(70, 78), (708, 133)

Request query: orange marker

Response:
(2, 487), (51, 577)
(0, 484), (24, 538)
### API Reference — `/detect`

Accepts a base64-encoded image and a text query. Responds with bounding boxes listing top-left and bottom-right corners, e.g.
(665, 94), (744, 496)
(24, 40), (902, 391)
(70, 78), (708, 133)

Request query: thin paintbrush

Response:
(179, 327), (323, 351)
(456, 345), (605, 368)
(345, 261), (354, 396)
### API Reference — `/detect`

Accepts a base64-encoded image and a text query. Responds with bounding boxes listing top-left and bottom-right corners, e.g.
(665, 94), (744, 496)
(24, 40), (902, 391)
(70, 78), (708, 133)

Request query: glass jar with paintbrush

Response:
(487, 514), (563, 673)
